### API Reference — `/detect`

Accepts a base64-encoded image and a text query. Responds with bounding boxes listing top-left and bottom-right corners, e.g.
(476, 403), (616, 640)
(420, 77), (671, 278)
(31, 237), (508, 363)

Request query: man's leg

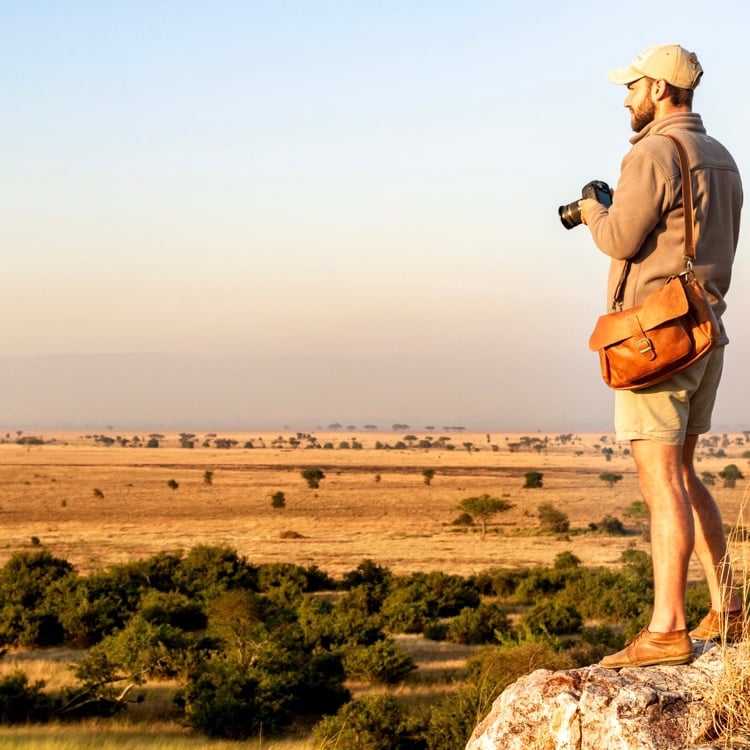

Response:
(631, 439), (694, 632)
(682, 433), (741, 613)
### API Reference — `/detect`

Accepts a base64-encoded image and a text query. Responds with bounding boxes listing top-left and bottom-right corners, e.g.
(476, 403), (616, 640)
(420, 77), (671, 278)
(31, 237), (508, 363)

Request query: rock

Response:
(466, 642), (730, 750)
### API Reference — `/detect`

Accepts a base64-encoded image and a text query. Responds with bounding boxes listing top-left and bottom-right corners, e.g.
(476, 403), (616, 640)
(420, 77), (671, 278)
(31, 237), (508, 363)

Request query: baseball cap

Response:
(608, 44), (703, 89)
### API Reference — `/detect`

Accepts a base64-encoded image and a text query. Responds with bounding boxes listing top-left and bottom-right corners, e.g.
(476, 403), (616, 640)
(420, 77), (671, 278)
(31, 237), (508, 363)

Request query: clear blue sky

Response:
(2, 1), (749, 431)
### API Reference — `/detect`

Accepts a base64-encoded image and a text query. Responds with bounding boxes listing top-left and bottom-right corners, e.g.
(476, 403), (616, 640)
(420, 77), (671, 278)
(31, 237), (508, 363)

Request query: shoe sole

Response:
(601, 655), (693, 669)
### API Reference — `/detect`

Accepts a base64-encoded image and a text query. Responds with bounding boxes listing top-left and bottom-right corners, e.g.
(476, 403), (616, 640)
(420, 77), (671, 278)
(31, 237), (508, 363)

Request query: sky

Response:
(2, 0), (750, 433)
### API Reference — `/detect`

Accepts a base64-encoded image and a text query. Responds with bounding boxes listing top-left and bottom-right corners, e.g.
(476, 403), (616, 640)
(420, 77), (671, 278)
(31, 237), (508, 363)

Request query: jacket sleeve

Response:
(586, 145), (672, 261)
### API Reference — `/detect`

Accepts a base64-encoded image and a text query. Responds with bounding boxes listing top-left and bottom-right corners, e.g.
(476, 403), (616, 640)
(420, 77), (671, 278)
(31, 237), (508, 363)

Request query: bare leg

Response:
(631, 439), (694, 632)
(682, 434), (741, 612)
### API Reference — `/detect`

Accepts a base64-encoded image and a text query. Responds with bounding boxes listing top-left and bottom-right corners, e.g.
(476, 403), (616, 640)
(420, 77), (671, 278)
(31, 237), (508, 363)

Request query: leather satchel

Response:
(588, 134), (720, 391)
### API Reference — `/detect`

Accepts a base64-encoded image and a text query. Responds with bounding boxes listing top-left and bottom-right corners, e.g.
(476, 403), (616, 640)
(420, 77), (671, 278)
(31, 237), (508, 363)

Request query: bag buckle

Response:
(635, 336), (654, 355)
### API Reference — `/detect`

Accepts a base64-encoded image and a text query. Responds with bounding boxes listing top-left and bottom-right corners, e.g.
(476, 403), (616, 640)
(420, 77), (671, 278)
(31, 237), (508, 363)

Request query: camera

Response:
(558, 180), (612, 229)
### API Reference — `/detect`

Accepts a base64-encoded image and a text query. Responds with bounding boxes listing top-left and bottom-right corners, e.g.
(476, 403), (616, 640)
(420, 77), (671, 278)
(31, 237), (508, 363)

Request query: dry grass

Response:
(0, 722), (316, 749)
(704, 481), (750, 748)
(1, 429), (746, 580)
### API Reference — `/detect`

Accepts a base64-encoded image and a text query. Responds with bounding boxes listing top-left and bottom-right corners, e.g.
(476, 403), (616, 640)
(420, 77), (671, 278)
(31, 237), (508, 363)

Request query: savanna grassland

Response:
(0, 429), (747, 579)
(0, 429), (748, 749)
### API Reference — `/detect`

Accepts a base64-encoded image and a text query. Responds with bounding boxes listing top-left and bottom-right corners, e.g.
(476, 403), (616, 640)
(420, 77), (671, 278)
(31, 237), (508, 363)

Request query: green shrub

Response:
(301, 467), (325, 489)
(520, 600), (583, 636)
(381, 572), (481, 634)
(423, 688), (478, 750)
(313, 693), (424, 749)
(0, 671), (53, 724)
(423, 620), (449, 641)
(180, 639), (348, 740)
(537, 502), (569, 533)
(446, 603), (512, 645)
(341, 638), (417, 684)
(598, 515), (626, 535)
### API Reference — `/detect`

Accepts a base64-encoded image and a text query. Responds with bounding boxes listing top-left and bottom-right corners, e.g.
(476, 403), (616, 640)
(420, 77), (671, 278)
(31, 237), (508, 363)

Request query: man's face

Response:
(624, 77), (656, 133)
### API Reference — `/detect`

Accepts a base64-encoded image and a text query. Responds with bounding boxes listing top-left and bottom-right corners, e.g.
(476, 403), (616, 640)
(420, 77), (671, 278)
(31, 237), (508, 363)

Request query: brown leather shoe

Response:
(689, 609), (744, 642)
(600, 628), (693, 669)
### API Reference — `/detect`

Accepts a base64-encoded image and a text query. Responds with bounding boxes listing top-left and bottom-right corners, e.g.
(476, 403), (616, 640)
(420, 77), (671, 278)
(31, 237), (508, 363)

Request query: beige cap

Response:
(608, 44), (703, 89)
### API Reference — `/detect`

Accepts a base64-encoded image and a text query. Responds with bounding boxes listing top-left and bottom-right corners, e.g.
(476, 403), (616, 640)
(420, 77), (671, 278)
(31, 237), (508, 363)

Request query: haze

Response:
(3, 1), (749, 433)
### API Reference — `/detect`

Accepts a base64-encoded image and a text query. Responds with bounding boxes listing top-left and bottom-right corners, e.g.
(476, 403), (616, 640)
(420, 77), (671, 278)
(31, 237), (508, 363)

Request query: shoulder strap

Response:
(611, 132), (696, 310)
(661, 133), (696, 263)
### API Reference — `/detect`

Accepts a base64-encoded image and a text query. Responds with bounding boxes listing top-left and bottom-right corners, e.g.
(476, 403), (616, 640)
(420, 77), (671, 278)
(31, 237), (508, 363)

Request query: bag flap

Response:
(588, 278), (689, 351)
(589, 311), (633, 350)
(638, 276), (689, 329)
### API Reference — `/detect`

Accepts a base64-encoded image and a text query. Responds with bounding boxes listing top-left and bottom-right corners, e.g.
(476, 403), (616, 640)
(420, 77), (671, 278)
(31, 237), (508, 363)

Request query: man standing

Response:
(580, 44), (743, 668)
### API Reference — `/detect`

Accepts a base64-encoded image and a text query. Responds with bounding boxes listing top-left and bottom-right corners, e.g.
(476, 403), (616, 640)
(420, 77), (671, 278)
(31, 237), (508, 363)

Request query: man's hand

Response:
(579, 198), (601, 225)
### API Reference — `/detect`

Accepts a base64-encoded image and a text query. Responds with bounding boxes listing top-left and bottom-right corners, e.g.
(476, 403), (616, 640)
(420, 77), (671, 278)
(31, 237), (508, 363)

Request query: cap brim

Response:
(607, 65), (642, 85)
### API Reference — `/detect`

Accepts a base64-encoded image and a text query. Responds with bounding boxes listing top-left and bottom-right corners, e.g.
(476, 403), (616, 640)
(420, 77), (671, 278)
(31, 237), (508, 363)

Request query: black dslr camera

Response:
(558, 180), (612, 229)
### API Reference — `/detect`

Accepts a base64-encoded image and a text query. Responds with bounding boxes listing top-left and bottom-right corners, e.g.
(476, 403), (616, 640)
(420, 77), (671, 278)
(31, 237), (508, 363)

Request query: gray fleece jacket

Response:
(586, 112), (742, 345)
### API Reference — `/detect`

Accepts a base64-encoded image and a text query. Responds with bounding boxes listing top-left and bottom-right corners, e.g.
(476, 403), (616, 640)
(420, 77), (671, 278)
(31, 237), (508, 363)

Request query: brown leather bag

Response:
(588, 134), (720, 391)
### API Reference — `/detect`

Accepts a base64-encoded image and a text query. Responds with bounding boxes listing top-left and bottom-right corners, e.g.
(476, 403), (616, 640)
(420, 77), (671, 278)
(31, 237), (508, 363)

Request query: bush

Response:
(598, 515), (626, 535)
(0, 671), (53, 724)
(301, 467), (325, 489)
(520, 600), (583, 636)
(180, 639), (348, 740)
(313, 693), (424, 750)
(524, 471), (543, 488)
(341, 639), (417, 684)
(423, 687), (478, 749)
(537, 502), (569, 533)
(446, 603), (512, 644)
(381, 572), (481, 634)
(270, 491), (286, 508)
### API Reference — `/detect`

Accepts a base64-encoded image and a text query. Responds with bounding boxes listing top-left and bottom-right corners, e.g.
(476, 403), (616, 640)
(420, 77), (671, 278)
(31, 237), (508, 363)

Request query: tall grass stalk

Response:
(705, 479), (750, 748)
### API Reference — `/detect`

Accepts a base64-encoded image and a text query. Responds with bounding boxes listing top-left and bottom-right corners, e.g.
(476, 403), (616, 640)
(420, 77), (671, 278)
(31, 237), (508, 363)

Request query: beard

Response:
(630, 96), (656, 132)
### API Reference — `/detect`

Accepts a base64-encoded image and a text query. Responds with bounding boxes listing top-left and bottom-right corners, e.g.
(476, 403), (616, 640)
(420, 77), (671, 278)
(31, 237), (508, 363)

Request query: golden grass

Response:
(704, 480), (750, 748)
(0, 722), (316, 749)
(1, 430), (747, 580)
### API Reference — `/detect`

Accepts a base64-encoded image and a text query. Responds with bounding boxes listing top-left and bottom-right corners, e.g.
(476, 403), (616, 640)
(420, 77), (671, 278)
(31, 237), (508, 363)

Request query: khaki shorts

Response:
(614, 346), (725, 445)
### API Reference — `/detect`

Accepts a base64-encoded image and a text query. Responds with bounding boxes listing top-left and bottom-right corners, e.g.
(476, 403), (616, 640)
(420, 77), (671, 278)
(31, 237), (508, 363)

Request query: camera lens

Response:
(558, 201), (582, 230)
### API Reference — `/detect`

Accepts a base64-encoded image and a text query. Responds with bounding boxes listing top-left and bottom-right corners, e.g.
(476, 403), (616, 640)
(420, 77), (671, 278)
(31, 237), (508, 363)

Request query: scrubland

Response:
(0, 428), (747, 747)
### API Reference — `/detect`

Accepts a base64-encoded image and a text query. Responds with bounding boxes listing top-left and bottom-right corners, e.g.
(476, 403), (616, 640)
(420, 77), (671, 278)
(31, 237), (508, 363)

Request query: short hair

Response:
(643, 76), (694, 107)
(665, 82), (693, 107)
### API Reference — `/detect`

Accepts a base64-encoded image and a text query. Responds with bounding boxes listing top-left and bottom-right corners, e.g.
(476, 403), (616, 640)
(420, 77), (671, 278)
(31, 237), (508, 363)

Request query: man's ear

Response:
(650, 79), (670, 102)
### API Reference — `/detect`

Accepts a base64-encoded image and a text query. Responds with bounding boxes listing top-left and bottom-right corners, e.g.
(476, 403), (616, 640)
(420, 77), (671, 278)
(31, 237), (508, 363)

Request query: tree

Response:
(301, 468), (325, 489)
(457, 494), (514, 540)
(719, 464), (744, 488)
(537, 502), (569, 533)
(524, 471), (543, 489)
(270, 491), (286, 509)
(422, 469), (436, 486)
(599, 472), (623, 489)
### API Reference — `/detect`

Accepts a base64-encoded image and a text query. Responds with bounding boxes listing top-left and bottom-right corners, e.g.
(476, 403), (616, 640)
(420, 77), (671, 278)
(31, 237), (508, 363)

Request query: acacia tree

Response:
(457, 494), (514, 540)
(719, 464), (744, 488)
(301, 468), (325, 489)
(599, 472), (623, 489)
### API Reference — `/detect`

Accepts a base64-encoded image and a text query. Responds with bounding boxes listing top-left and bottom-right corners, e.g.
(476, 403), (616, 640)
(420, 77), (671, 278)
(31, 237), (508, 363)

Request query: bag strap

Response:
(662, 133), (696, 264)
(610, 132), (696, 310)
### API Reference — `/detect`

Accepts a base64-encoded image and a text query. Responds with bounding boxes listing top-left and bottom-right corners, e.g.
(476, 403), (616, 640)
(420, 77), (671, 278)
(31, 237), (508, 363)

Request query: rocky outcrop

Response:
(466, 643), (732, 750)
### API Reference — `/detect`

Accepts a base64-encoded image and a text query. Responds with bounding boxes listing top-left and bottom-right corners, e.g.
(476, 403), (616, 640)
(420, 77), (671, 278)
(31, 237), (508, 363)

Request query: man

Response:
(580, 44), (743, 669)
